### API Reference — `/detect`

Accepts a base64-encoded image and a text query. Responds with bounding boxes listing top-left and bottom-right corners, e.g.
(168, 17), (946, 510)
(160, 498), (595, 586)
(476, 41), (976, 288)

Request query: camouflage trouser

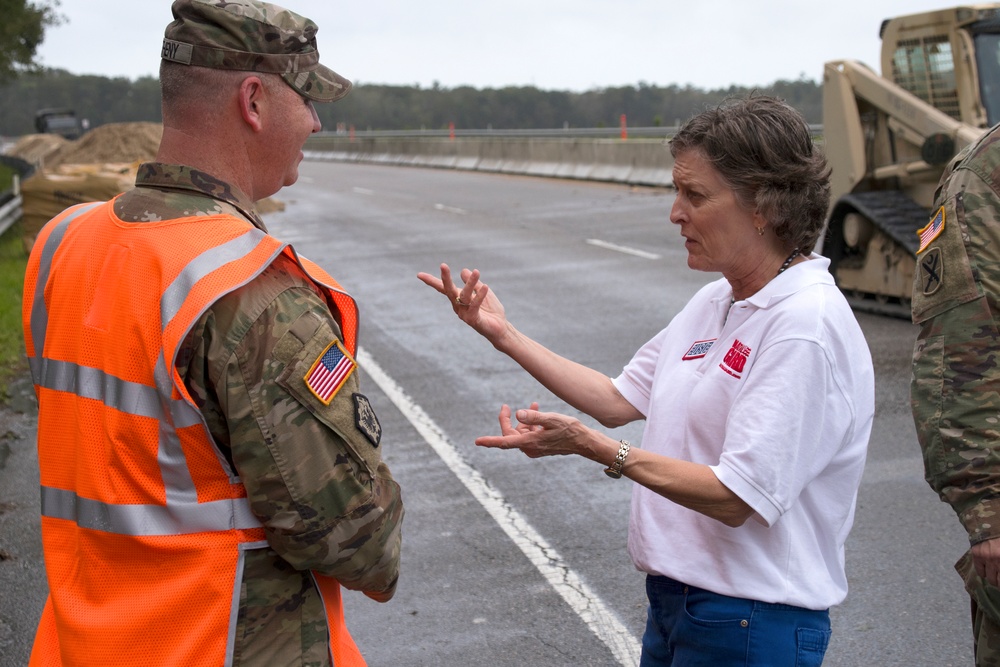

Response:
(962, 550), (1000, 667)
(974, 597), (1000, 667)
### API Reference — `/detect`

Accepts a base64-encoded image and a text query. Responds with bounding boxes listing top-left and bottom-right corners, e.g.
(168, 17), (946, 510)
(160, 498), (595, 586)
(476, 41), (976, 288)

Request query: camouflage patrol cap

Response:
(161, 0), (351, 103)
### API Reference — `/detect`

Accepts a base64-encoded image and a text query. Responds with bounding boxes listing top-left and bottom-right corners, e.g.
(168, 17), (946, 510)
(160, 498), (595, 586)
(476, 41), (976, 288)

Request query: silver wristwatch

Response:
(604, 440), (630, 479)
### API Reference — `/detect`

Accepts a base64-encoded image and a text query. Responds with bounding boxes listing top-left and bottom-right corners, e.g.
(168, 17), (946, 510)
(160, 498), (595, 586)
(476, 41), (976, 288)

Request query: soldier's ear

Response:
(238, 75), (266, 133)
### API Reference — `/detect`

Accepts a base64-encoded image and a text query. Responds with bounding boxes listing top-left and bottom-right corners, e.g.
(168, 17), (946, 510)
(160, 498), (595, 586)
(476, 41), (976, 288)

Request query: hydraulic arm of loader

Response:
(821, 59), (985, 317)
(823, 59), (983, 200)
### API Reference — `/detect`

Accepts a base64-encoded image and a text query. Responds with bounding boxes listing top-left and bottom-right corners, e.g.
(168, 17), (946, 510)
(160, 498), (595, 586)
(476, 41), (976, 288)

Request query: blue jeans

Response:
(639, 575), (831, 667)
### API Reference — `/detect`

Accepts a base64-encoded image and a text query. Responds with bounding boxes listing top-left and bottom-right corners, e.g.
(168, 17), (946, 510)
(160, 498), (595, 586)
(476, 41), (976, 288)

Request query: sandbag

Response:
(20, 163), (135, 252)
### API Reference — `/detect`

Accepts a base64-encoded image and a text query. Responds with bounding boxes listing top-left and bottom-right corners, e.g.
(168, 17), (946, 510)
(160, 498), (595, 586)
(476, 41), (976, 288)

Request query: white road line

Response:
(352, 187), (375, 195)
(357, 347), (642, 666)
(585, 239), (660, 260)
(434, 203), (467, 215)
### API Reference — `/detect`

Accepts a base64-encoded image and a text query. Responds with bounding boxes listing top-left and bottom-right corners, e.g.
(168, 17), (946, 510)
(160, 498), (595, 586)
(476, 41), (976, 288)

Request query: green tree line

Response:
(0, 69), (823, 137)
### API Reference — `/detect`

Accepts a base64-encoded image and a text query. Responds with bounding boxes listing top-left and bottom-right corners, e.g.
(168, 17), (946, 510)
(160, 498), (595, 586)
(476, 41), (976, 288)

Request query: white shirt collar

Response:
(743, 252), (834, 309)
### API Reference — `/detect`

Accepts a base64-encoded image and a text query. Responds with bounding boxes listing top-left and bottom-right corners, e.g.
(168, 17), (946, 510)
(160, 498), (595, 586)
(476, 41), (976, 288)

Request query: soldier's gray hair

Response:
(159, 60), (283, 123)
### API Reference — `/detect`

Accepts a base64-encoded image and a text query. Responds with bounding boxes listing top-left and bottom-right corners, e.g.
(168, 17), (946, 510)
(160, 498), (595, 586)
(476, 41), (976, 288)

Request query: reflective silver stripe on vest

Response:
(33, 358), (157, 419)
(154, 354), (204, 504)
(158, 228), (285, 488)
(28, 202), (104, 384)
(160, 229), (270, 327)
(225, 541), (270, 667)
(310, 571), (340, 665)
(30, 217), (284, 535)
(40, 486), (263, 535)
(29, 356), (203, 428)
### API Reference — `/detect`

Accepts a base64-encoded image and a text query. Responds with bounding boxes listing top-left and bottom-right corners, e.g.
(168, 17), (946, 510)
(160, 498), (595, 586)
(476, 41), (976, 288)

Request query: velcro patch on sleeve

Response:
(304, 339), (357, 405)
(353, 393), (382, 447)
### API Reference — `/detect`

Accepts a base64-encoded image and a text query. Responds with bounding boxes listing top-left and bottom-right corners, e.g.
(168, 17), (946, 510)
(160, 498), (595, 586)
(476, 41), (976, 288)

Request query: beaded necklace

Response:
(729, 247), (801, 307)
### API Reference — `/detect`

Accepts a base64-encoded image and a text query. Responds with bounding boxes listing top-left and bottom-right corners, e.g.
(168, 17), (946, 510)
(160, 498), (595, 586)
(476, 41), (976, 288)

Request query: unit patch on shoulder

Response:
(918, 246), (943, 296)
(304, 340), (356, 405)
(917, 206), (945, 254)
(353, 393), (381, 447)
(682, 339), (716, 360)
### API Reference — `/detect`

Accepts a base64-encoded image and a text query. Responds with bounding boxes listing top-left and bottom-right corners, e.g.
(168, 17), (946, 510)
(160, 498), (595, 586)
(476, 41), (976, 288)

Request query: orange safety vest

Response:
(22, 201), (366, 667)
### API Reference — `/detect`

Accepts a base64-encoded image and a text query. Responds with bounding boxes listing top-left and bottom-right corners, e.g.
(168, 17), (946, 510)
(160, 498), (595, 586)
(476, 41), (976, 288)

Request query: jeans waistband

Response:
(645, 574), (828, 614)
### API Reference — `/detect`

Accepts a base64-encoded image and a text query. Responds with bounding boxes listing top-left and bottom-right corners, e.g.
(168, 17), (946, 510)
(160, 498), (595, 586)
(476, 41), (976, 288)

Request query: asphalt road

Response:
(0, 160), (974, 666)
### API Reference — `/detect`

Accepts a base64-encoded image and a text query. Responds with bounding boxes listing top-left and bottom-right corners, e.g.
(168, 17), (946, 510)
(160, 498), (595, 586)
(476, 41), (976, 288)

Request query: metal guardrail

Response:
(305, 123), (825, 189)
(0, 192), (22, 238)
(314, 124), (825, 140)
(0, 157), (34, 239)
(320, 126), (678, 139)
(0, 125), (827, 239)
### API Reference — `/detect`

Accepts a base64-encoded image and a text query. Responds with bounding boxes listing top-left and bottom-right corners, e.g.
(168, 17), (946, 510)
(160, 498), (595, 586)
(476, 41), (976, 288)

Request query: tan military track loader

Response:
(822, 4), (1000, 317)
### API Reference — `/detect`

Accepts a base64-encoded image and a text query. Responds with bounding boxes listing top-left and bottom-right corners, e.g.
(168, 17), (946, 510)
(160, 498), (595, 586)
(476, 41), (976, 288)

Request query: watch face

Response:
(604, 467), (622, 479)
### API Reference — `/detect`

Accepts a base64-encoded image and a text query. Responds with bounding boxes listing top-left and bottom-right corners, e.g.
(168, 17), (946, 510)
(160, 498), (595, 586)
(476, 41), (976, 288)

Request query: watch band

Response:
(604, 440), (630, 479)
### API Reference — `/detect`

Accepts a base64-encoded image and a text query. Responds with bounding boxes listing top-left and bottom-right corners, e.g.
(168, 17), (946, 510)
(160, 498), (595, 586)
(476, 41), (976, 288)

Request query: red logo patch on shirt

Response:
(719, 339), (751, 379)
(682, 339), (716, 360)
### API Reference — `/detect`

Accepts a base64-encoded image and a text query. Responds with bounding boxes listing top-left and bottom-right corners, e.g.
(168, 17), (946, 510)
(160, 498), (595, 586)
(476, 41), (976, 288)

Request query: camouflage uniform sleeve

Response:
(911, 134), (1000, 547)
(187, 257), (403, 599)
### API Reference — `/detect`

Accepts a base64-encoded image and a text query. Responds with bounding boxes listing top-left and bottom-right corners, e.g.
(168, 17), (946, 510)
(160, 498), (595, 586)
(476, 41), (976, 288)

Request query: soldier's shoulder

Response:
(957, 124), (1000, 183)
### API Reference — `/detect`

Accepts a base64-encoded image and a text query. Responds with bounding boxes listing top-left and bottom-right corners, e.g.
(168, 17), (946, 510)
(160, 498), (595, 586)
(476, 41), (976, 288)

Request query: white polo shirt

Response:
(612, 255), (874, 610)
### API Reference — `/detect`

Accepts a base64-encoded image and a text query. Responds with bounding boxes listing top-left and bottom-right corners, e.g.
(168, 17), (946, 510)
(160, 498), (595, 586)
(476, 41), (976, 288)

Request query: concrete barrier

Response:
(304, 135), (676, 188)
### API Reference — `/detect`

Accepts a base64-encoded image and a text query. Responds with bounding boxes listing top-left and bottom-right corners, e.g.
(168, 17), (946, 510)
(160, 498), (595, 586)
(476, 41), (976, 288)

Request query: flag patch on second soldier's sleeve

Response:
(304, 340), (356, 405)
(917, 207), (945, 254)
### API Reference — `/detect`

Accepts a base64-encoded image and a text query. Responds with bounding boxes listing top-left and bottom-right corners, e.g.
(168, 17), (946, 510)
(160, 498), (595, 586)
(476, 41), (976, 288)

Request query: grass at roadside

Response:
(0, 219), (28, 402)
(0, 163), (14, 187)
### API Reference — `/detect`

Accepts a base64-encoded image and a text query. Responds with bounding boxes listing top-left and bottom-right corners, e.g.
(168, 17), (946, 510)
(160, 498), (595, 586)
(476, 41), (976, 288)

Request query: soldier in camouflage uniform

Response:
(28, 1), (403, 665)
(911, 122), (1000, 666)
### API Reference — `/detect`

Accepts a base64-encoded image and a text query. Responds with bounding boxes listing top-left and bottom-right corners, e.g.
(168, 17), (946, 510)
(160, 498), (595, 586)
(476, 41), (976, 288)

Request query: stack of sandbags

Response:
(15, 121), (285, 251)
(15, 122), (161, 251)
(20, 163), (137, 253)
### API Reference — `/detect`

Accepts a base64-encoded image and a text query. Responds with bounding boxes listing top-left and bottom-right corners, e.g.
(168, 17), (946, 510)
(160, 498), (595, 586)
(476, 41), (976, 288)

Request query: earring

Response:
(756, 226), (764, 236)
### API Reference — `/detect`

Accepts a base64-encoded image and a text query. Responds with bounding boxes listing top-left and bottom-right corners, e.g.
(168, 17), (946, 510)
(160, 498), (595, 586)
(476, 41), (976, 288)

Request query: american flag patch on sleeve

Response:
(304, 340), (356, 405)
(917, 206), (945, 254)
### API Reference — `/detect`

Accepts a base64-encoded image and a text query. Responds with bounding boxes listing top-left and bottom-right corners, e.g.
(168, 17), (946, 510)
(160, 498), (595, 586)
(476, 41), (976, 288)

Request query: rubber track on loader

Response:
(835, 190), (928, 257)
(828, 190), (930, 319)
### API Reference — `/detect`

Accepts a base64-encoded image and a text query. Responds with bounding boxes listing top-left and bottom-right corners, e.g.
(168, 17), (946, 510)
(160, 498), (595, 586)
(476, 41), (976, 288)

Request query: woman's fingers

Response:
(415, 271), (445, 293)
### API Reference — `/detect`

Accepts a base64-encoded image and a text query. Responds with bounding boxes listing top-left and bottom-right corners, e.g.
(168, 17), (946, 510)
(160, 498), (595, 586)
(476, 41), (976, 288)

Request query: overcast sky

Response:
(34, 1), (972, 91)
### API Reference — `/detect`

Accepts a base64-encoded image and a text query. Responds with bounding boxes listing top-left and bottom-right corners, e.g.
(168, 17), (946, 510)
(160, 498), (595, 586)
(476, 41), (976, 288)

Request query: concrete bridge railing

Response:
(304, 125), (824, 189)
(304, 133), (677, 188)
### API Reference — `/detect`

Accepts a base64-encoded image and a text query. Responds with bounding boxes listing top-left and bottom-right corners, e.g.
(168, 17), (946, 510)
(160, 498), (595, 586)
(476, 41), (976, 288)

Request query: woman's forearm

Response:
(621, 446), (754, 527)
(494, 322), (642, 428)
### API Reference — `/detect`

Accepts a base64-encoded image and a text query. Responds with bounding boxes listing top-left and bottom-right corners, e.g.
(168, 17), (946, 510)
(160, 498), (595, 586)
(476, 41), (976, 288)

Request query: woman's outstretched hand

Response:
(476, 405), (592, 459)
(417, 263), (511, 345)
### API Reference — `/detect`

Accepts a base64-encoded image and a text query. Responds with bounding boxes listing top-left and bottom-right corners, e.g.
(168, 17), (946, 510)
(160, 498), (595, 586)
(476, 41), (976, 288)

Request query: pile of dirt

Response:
(45, 122), (163, 168)
(5, 134), (69, 167)
(5, 123), (162, 169)
(11, 121), (284, 254)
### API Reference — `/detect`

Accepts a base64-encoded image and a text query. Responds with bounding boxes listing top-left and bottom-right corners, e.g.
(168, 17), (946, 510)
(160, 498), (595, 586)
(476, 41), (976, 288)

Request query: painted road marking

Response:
(586, 238), (660, 260)
(434, 203), (467, 215)
(358, 347), (641, 666)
